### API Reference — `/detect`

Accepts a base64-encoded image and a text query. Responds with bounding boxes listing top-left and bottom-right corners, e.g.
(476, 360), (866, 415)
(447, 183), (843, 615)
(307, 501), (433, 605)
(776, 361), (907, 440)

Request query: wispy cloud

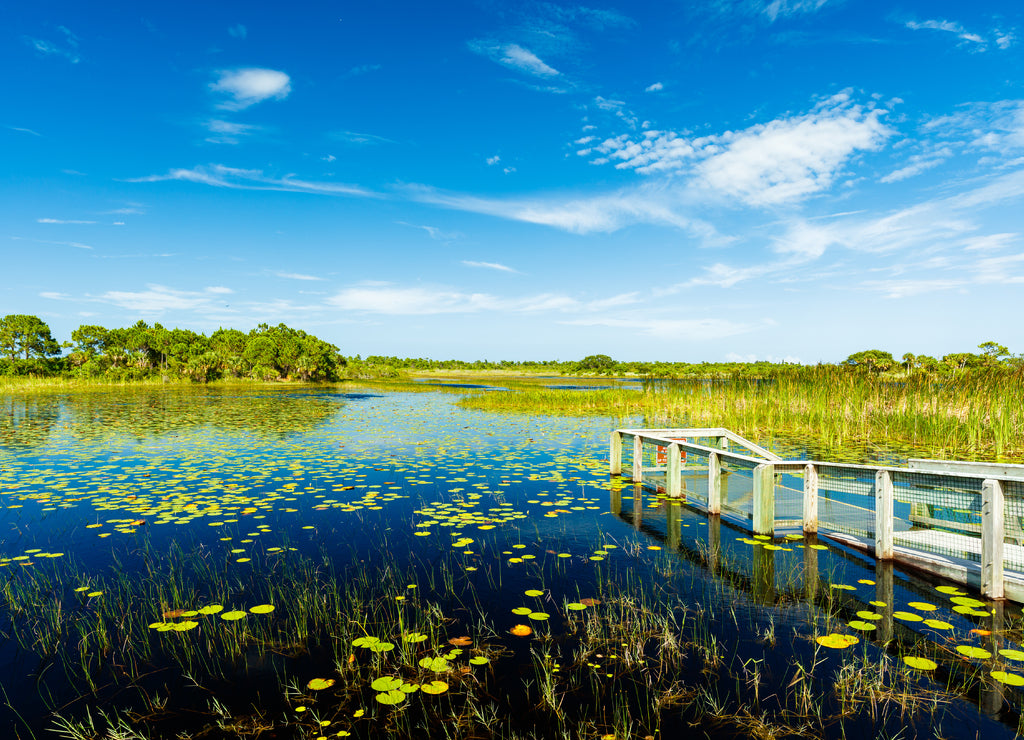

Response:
(204, 119), (260, 144)
(228, 24), (247, 39)
(904, 18), (1002, 50)
(345, 64), (382, 77)
(37, 218), (96, 224)
(880, 147), (952, 183)
(93, 284), (221, 313)
(24, 26), (80, 63)
(644, 82), (663, 92)
(126, 164), (376, 197)
(329, 130), (395, 146)
(468, 40), (560, 78)
(405, 182), (724, 241)
(462, 261), (519, 273)
(397, 222), (460, 241)
(272, 271), (325, 281)
(6, 126), (42, 136)
(328, 284), (639, 315)
(210, 68), (291, 110)
(10, 235), (92, 250)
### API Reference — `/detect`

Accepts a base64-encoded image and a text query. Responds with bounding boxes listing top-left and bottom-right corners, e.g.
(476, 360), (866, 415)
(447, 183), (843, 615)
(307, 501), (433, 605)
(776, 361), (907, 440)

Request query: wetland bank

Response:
(1, 382), (1023, 740)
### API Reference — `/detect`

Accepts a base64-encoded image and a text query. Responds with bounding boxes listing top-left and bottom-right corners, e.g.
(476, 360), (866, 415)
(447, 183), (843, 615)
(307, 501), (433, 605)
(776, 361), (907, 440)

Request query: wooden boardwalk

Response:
(612, 427), (1024, 602)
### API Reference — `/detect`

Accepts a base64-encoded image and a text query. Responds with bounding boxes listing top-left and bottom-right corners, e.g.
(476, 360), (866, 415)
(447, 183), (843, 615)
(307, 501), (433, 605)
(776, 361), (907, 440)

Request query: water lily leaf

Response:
(950, 596), (987, 608)
(904, 656), (938, 670)
(855, 611), (882, 621)
(172, 620), (199, 632)
(830, 584), (855, 591)
(368, 641), (395, 653)
(418, 656), (450, 672)
(198, 605), (223, 615)
(353, 636), (381, 648)
(999, 649), (1024, 661)
(566, 603), (587, 611)
(816, 633), (859, 649)
(371, 676), (403, 692)
(249, 604), (275, 614)
(403, 631), (428, 643)
(892, 611), (923, 622)
(524, 589), (544, 597)
(992, 671), (1024, 686)
(469, 656), (489, 665)
(375, 689), (407, 704)
(528, 612), (550, 621)
(420, 680), (449, 695)
(307, 678), (336, 690)
(510, 624), (532, 637)
(848, 620), (876, 631)
(220, 610), (247, 621)
(953, 605), (992, 617)
(955, 645), (992, 659)
(936, 586), (967, 595)
(924, 619), (954, 630)
(512, 607), (532, 615)
(907, 601), (936, 611)
(447, 636), (472, 646)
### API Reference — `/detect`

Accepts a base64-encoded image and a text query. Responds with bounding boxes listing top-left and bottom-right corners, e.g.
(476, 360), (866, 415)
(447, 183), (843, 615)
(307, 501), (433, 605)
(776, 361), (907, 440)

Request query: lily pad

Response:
(220, 610), (247, 621)
(999, 649), (1024, 661)
(307, 678), (336, 690)
(528, 612), (550, 621)
(992, 671), (1024, 686)
(923, 619), (954, 630)
(375, 689), (407, 705)
(903, 656), (938, 670)
(371, 676), (403, 692)
(955, 645), (993, 659)
(420, 680), (449, 695)
(524, 589), (544, 597)
(469, 656), (489, 665)
(566, 602), (587, 611)
(816, 633), (859, 649)
(848, 620), (877, 631)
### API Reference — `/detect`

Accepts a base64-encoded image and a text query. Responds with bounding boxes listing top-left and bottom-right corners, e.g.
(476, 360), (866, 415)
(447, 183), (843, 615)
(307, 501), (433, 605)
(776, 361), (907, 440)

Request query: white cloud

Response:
(204, 119), (259, 144)
(94, 284), (215, 313)
(405, 183), (724, 241)
(25, 26), (80, 63)
(880, 148), (951, 183)
(127, 164), (374, 198)
(462, 261), (519, 273)
(273, 271), (325, 281)
(645, 82), (664, 92)
(905, 19), (989, 48)
(486, 155), (501, 165)
(7, 126), (41, 136)
(468, 41), (560, 78)
(205, 286), (233, 294)
(328, 285), (641, 316)
(397, 222), (460, 241)
(37, 218), (96, 224)
(587, 92), (891, 207)
(210, 68), (291, 110)
(924, 100), (1024, 156)
(330, 130), (395, 145)
(228, 24), (247, 39)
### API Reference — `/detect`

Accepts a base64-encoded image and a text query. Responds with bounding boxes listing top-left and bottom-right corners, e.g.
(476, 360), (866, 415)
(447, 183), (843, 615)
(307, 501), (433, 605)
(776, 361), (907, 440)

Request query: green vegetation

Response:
(458, 364), (1024, 463)
(0, 315), (344, 383)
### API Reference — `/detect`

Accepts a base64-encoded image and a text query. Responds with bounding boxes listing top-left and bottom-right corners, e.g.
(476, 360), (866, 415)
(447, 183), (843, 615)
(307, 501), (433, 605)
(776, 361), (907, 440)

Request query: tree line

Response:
(0, 315), (344, 382)
(1, 314), (1019, 383)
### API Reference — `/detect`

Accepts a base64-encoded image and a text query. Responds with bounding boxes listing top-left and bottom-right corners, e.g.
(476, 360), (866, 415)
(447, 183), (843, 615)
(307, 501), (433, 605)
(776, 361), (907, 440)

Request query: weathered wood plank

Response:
(982, 479), (1006, 600)
(875, 469), (894, 560)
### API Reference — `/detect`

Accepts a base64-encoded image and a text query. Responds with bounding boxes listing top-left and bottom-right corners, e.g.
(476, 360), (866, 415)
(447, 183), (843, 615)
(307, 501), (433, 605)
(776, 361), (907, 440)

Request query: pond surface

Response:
(0, 386), (1020, 739)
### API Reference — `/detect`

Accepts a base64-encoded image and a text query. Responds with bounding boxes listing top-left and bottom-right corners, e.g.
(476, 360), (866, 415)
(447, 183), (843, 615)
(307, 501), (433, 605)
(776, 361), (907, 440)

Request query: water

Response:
(0, 386), (1019, 739)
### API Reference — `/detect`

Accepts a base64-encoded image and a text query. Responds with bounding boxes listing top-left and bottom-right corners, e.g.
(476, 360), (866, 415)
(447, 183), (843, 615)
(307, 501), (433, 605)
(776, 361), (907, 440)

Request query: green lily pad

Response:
(923, 619), (954, 630)
(375, 689), (407, 705)
(903, 656), (938, 670)
(528, 612), (550, 621)
(999, 649), (1024, 661)
(419, 656), (450, 672)
(955, 645), (993, 659)
(371, 676), (403, 692)
(848, 620), (877, 631)
(511, 607), (532, 615)
(992, 671), (1024, 686)
(524, 589), (544, 597)
(420, 680), (449, 695)
(566, 603), (587, 611)
(469, 656), (489, 665)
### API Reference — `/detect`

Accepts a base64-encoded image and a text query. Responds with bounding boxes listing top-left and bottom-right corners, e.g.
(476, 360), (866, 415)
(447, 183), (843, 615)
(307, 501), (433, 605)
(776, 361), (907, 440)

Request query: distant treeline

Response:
(1, 314), (1020, 383)
(0, 315), (344, 382)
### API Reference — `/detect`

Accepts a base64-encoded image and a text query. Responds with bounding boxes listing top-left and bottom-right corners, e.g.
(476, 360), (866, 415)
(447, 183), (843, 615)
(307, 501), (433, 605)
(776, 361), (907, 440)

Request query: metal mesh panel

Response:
(1004, 480), (1024, 572)
(774, 467), (805, 527)
(719, 456), (758, 521)
(815, 464), (876, 538)
(681, 447), (710, 507)
(891, 470), (983, 564)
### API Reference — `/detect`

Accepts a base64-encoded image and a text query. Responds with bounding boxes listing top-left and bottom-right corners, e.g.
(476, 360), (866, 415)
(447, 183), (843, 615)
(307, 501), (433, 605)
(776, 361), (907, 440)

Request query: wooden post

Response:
(876, 559), (894, 644)
(753, 463), (775, 536)
(632, 435), (643, 482)
(667, 442), (682, 498)
(609, 431), (622, 475)
(707, 451), (721, 514)
(982, 479), (1005, 600)
(875, 470), (894, 560)
(803, 463), (818, 534)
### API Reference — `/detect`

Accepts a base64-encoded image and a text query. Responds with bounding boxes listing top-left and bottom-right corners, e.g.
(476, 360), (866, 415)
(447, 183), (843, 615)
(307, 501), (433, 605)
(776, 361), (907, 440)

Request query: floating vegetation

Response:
(0, 385), (1021, 740)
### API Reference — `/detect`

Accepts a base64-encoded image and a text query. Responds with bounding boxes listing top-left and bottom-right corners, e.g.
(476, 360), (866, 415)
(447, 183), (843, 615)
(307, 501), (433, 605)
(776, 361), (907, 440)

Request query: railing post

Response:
(667, 442), (682, 497)
(753, 463), (775, 535)
(632, 435), (643, 482)
(982, 479), (1005, 600)
(707, 451), (721, 514)
(803, 463), (818, 534)
(609, 430), (622, 475)
(875, 469), (894, 560)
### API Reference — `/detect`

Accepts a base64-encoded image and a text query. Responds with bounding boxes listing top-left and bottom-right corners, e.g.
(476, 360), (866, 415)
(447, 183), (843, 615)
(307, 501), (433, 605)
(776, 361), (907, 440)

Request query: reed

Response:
(457, 367), (1024, 462)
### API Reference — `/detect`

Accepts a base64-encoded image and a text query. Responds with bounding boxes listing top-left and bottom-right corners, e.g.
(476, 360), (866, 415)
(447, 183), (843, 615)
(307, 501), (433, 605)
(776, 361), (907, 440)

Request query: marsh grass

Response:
(457, 368), (1024, 462)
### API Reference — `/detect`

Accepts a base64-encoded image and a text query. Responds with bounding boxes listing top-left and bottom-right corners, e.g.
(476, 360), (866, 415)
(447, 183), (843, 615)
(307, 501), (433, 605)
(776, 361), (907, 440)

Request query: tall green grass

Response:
(457, 367), (1024, 463)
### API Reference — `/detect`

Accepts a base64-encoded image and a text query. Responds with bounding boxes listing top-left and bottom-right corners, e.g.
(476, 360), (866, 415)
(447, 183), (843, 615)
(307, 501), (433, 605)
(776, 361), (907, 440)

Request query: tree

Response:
(0, 314), (60, 360)
(842, 349), (895, 373)
(978, 341), (1010, 366)
(574, 354), (618, 375)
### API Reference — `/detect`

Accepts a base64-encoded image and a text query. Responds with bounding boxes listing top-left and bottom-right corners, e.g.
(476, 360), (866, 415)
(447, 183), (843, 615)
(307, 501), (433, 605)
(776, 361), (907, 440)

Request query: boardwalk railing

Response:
(610, 427), (1024, 602)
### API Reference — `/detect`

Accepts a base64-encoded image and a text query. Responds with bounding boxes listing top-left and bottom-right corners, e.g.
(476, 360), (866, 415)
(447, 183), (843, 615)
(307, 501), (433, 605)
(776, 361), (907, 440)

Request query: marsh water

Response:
(0, 386), (1020, 739)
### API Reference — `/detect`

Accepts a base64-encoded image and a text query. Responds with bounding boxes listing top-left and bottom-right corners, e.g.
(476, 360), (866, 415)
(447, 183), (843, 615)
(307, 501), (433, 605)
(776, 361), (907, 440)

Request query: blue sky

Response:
(3, 0), (1023, 362)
